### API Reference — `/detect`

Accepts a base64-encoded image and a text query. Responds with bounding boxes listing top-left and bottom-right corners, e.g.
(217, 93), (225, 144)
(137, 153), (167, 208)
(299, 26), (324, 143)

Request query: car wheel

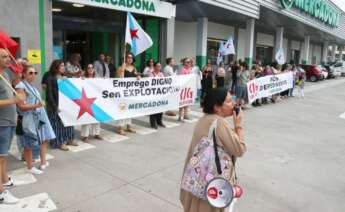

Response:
(310, 75), (317, 82)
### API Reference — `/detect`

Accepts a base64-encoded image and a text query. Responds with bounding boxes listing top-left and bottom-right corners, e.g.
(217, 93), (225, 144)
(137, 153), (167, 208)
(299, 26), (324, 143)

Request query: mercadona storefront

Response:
(173, 0), (345, 68)
(0, 0), (176, 82)
(51, 0), (176, 70)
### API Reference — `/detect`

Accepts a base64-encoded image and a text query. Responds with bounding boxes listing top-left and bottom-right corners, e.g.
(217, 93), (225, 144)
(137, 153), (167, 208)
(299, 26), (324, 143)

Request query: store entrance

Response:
(256, 45), (273, 65)
(54, 29), (120, 69)
(290, 49), (300, 64)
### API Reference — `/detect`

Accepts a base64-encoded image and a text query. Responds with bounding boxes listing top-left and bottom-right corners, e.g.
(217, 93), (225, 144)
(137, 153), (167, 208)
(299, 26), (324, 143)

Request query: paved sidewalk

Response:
(2, 78), (345, 212)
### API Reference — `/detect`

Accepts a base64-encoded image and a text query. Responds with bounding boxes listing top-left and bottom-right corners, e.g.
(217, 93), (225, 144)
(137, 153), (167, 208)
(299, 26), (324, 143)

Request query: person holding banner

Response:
(46, 60), (76, 151)
(0, 48), (25, 204)
(216, 62), (226, 88)
(80, 64), (103, 142)
(236, 63), (250, 108)
(15, 65), (55, 174)
(201, 60), (213, 106)
(148, 62), (166, 129)
(143, 58), (154, 77)
(178, 58), (192, 121)
(115, 53), (139, 135)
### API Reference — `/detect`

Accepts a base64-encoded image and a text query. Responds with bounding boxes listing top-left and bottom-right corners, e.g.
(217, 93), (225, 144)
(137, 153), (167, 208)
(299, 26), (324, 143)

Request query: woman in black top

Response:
(45, 60), (76, 151)
(201, 60), (213, 106)
(115, 53), (140, 135)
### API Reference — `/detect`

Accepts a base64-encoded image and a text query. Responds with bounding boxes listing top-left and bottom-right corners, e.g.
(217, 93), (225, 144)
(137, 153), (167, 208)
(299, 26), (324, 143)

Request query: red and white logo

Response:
(180, 87), (194, 106)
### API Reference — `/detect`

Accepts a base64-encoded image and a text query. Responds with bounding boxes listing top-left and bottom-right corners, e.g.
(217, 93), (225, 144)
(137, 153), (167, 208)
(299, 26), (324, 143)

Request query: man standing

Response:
(0, 48), (24, 204)
(94, 53), (110, 78)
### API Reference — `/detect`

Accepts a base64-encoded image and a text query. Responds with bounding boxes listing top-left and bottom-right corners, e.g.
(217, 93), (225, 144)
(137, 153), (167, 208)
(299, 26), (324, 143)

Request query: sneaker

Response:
(3, 177), (14, 187)
(183, 115), (191, 120)
(178, 117), (185, 122)
(0, 190), (19, 204)
(40, 161), (50, 170)
(28, 167), (43, 175)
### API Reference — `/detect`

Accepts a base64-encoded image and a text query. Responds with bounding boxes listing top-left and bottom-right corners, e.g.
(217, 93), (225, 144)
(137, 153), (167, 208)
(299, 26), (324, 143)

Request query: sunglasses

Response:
(28, 72), (38, 75)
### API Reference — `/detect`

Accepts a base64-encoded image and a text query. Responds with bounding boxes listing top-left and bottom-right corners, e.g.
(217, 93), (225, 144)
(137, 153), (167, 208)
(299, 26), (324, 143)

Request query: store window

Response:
(207, 38), (234, 65)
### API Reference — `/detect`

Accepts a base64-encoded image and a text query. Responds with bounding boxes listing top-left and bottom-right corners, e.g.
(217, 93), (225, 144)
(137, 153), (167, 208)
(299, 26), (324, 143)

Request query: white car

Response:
(331, 62), (345, 76)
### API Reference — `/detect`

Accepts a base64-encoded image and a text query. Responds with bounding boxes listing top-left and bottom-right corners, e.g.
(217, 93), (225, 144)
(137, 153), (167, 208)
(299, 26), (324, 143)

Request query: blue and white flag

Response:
(125, 12), (153, 56)
(275, 48), (285, 65)
(217, 42), (225, 65)
(223, 36), (236, 55)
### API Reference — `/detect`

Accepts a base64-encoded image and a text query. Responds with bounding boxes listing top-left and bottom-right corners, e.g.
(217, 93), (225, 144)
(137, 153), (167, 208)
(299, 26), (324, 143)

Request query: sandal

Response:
(59, 144), (69, 151)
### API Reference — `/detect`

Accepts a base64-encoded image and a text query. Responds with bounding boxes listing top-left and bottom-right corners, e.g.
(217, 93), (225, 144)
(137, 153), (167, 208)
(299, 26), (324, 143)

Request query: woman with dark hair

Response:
(180, 88), (246, 212)
(201, 59), (213, 105)
(80, 64), (103, 142)
(148, 62), (166, 129)
(143, 58), (154, 77)
(46, 60), (76, 151)
(115, 53), (140, 135)
(15, 65), (55, 174)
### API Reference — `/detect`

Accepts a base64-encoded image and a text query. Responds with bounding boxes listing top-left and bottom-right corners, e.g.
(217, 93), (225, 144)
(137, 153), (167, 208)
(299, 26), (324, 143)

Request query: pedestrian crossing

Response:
(4, 108), (203, 210)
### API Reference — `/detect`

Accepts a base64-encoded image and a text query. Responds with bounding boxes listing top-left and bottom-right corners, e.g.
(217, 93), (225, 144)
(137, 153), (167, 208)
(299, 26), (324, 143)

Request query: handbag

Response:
(21, 81), (45, 140)
(181, 119), (234, 200)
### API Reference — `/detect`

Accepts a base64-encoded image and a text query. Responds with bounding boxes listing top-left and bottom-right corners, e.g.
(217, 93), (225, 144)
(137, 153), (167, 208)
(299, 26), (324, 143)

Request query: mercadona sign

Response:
(57, 0), (176, 18)
(280, 0), (340, 27)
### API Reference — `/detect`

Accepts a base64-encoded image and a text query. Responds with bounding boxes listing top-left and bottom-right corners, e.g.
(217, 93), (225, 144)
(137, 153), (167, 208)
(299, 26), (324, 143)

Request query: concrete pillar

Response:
(321, 41), (329, 64)
(275, 27), (284, 53)
(245, 18), (255, 69)
(302, 35), (310, 64)
(274, 27), (284, 63)
(196, 17), (208, 68)
(332, 45), (337, 62)
(160, 17), (175, 61)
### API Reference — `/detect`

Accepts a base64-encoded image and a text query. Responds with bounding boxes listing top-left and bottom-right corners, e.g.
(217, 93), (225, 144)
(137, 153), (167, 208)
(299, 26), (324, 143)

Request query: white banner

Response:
(58, 75), (197, 126)
(246, 72), (294, 103)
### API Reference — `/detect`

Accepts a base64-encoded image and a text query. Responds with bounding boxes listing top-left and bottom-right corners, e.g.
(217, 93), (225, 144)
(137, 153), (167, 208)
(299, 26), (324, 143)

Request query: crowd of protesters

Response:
(199, 60), (306, 109)
(0, 46), (305, 203)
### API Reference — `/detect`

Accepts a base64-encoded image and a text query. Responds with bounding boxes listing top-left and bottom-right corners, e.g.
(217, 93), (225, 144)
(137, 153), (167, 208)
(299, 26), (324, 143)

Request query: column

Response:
(302, 35), (310, 64)
(275, 27), (284, 53)
(274, 27), (284, 63)
(160, 17), (175, 60)
(321, 41), (329, 64)
(245, 18), (255, 69)
(196, 17), (208, 68)
(332, 44), (337, 62)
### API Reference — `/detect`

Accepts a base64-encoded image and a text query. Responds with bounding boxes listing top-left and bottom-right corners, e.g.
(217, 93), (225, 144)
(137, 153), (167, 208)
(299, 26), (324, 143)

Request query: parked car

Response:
(317, 65), (328, 80)
(331, 62), (345, 76)
(322, 65), (337, 78)
(298, 64), (322, 82)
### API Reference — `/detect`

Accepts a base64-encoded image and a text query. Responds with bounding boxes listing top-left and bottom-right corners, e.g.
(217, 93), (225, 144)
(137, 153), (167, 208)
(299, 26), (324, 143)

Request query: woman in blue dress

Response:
(15, 65), (55, 175)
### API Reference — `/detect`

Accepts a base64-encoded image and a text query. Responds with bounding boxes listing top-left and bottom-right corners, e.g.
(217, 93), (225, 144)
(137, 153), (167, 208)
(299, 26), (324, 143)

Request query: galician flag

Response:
(275, 48), (285, 65)
(217, 42), (225, 65)
(223, 36), (236, 55)
(125, 12), (153, 56)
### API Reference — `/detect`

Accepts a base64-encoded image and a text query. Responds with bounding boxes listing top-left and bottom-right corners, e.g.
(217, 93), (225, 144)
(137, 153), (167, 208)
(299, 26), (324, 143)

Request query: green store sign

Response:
(89, 0), (155, 12)
(280, 0), (340, 27)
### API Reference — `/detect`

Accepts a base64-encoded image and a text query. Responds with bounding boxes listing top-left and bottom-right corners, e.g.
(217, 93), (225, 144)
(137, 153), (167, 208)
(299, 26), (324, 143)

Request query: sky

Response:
(332, 0), (345, 12)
